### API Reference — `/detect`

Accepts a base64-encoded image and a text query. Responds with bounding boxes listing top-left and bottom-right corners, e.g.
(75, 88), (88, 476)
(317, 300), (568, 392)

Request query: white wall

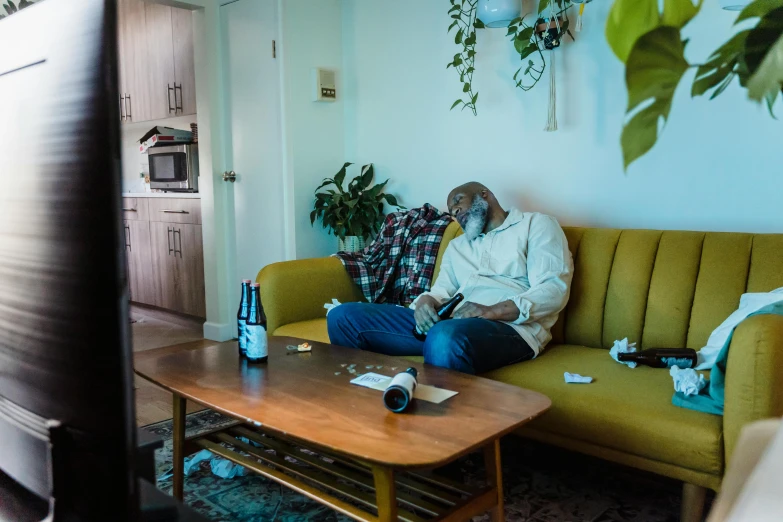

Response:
(120, 114), (197, 193)
(341, 0), (783, 233)
(280, 0), (345, 259)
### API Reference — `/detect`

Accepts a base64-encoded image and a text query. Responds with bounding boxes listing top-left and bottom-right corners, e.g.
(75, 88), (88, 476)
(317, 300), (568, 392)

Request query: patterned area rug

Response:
(142, 410), (712, 522)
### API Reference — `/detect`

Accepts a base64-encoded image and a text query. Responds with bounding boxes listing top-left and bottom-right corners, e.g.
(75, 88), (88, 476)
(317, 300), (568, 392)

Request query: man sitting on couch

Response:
(327, 182), (573, 374)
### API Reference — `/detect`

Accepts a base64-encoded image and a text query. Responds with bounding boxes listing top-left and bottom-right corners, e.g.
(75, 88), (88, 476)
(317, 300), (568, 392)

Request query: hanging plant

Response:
(507, 1), (575, 93)
(446, 0), (576, 115)
(447, 0), (484, 115)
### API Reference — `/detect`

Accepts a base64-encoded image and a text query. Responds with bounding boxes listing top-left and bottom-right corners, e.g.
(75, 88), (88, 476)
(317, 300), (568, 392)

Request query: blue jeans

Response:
(327, 302), (534, 374)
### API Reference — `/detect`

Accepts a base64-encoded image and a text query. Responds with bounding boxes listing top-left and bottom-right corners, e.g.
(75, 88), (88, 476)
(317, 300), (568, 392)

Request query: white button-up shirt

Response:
(412, 209), (573, 356)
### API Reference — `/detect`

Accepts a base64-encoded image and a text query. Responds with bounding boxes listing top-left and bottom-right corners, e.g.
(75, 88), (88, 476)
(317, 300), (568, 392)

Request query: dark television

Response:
(0, 0), (138, 520)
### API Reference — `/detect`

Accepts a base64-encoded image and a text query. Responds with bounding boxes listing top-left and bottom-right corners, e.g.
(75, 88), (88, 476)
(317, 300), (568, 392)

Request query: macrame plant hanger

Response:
(544, 0), (561, 132)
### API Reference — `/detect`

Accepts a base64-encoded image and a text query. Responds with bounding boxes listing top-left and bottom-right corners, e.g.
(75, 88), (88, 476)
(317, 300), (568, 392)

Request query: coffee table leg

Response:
(372, 465), (397, 522)
(484, 438), (504, 522)
(172, 394), (186, 501)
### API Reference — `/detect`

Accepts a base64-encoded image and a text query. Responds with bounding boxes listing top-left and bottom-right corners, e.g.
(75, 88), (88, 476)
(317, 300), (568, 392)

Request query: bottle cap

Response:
(250, 283), (260, 287)
(242, 279), (252, 283)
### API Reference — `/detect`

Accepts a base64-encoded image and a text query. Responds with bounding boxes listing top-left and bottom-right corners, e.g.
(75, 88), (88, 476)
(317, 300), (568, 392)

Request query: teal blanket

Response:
(673, 302), (783, 415)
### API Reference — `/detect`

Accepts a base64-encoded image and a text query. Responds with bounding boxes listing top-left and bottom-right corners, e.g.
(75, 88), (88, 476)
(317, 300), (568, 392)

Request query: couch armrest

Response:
(723, 314), (783, 461)
(256, 257), (365, 333)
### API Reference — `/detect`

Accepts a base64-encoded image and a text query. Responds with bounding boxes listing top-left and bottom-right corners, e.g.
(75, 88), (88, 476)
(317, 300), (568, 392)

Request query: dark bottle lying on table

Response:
(413, 293), (464, 341)
(618, 348), (698, 369)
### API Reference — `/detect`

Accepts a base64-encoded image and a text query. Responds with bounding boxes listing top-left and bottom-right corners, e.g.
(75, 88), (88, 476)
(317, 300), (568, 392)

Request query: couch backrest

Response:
(434, 223), (783, 350)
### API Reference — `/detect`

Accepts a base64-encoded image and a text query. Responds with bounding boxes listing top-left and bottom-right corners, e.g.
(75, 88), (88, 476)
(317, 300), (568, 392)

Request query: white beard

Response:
(462, 196), (489, 241)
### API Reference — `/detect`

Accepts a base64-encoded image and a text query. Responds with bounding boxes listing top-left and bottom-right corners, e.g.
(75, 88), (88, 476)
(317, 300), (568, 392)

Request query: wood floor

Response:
(131, 305), (208, 427)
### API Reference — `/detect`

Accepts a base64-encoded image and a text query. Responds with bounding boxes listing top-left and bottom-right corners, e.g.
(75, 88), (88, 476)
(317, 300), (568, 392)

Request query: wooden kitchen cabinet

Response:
(125, 197), (205, 318)
(172, 7), (197, 116)
(149, 221), (206, 318)
(118, 0), (197, 124)
(118, 0), (152, 123)
(124, 219), (156, 305)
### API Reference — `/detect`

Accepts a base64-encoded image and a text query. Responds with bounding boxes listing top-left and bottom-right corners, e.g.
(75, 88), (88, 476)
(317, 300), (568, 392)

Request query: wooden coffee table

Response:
(135, 336), (551, 522)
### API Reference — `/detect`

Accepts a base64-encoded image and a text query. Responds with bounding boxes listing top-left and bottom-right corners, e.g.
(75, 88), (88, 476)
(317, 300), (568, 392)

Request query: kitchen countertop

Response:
(122, 192), (201, 199)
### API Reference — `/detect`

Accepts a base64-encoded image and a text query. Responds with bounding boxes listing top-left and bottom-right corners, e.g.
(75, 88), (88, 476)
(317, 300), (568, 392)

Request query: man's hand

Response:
(414, 295), (440, 335)
(452, 301), (495, 320)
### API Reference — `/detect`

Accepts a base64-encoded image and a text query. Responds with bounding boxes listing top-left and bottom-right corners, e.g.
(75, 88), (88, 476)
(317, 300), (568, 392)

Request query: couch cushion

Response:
(482, 344), (724, 475)
(273, 319), (330, 344)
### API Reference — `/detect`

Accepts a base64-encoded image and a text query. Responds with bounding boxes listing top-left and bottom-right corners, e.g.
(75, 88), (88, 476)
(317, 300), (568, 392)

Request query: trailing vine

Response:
(447, 0), (483, 115)
(447, 0), (575, 113)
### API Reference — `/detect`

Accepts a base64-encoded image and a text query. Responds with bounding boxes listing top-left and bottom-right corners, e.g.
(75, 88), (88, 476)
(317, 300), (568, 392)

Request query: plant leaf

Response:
(451, 99), (464, 110)
(448, 20), (459, 32)
(455, 28), (464, 44)
(736, 0), (783, 23)
(463, 82), (471, 92)
(314, 178), (334, 192)
(359, 163), (374, 189)
(310, 210), (317, 225)
(474, 18), (485, 29)
(662, 0), (702, 29)
(691, 30), (749, 96)
(606, 0), (660, 63)
(515, 34), (533, 54)
(538, 0), (550, 14)
(7, 1), (17, 13)
(519, 43), (538, 59)
(745, 7), (783, 101)
(622, 27), (689, 169)
(448, 4), (460, 14)
(764, 90), (779, 117)
(334, 163), (350, 189)
(748, 32), (783, 101)
(472, 92), (479, 105)
(383, 194), (400, 207)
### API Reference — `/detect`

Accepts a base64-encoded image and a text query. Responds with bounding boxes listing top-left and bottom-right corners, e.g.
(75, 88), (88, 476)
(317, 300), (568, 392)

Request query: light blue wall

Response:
(281, 0), (345, 259)
(341, 0), (782, 233)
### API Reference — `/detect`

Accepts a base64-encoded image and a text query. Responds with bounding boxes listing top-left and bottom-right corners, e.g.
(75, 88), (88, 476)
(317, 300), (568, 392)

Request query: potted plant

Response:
(310, 162), (404, 252)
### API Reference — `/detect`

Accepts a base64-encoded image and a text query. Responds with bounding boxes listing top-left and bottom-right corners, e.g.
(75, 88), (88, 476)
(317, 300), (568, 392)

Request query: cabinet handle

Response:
(167, 84), (175, 113)
(120, 94), (126, 121)
(125, 94), (132, 120)
(167, 227), (173, 256)
(122, 208), (137, 212)
(161, 210), (189, 214)
(174, 229), (183, 258)
(174, 83), (183, 113)
(124, 224), (131, 251)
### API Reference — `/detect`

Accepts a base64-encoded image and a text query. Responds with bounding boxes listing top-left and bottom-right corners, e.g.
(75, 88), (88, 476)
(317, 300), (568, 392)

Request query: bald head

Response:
(447, 182), (508, 238)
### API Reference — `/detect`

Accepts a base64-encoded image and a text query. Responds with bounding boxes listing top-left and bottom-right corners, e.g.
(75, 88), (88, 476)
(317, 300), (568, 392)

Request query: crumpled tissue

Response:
(670, 366), (707, 396)
(610, 338), (637, 368)
(210, 456), (247, 479)
(564, 372), (593, 384)
(157, 447), (249, 481)
(158, 449), (213, 481)
(324, 299), (342, 315)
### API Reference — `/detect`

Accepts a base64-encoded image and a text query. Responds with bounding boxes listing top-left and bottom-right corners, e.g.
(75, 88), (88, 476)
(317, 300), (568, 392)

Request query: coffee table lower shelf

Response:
(172, 398), (505, 522)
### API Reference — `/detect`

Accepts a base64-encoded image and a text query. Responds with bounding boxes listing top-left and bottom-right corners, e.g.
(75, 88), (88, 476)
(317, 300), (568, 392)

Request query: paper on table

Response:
(350, 372), (458, 404)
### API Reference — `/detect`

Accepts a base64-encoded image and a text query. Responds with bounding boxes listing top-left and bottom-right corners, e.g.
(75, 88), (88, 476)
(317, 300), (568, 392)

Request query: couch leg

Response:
(681, 482), (707, 522)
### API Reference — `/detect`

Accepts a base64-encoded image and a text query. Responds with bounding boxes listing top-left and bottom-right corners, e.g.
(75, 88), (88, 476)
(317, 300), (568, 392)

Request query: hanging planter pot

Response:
(535, 17), (565, 50)
(477, 0), (521, 29)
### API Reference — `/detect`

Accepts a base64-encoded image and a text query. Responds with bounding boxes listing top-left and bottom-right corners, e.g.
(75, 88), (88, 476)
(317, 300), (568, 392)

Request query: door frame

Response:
(149, 0), (296, 341)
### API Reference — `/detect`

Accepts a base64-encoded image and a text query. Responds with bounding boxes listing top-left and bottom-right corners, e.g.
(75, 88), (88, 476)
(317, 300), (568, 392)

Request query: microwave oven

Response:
(148, 143), (199, 192)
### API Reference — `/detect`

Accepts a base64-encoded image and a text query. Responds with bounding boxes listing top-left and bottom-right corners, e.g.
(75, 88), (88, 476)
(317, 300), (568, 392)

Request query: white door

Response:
(220, 0), (287, 286)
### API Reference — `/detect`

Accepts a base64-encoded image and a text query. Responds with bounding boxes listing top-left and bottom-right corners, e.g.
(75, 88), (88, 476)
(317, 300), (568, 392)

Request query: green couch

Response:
(258, 222), (783, 520)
